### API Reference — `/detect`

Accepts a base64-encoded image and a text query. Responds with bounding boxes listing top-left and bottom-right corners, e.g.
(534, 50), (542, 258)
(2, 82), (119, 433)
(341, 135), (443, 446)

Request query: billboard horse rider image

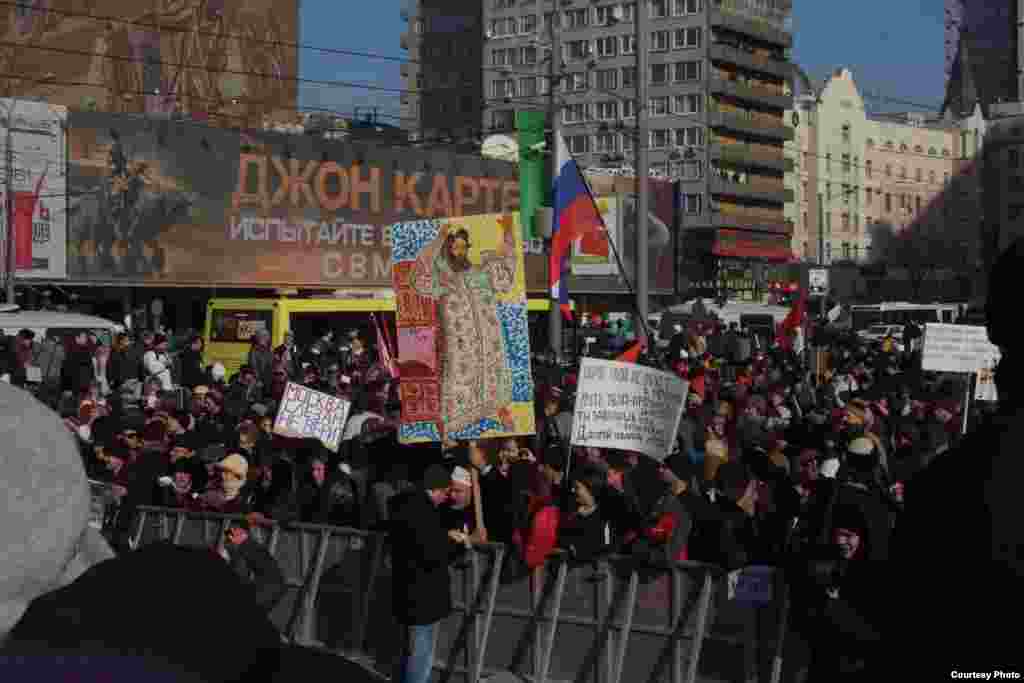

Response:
(410, 217), (518, 439)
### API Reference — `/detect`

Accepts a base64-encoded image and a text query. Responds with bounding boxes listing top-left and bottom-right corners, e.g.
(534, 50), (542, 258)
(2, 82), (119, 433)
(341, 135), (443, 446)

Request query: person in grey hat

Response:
(387, 463), (470, 683)
(0, 381), (115, 642)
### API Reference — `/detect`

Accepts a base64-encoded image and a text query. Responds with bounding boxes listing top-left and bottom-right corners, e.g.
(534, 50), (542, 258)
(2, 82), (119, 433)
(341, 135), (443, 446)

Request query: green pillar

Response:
(516, 110), (548, 241)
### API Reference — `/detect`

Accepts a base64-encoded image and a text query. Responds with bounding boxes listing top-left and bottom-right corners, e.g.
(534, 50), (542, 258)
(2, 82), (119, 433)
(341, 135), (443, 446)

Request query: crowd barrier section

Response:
(132, 506), (790, 683)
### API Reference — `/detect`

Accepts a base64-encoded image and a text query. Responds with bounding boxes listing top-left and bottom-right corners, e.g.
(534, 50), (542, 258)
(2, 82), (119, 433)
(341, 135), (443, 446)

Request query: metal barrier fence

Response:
(132, 506), (790, 683)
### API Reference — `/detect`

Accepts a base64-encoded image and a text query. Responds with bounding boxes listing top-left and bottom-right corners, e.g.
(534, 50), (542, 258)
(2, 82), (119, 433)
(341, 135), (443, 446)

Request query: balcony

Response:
(711, 208), (793, 235)
(708, 4), (793, 48)
(710, 142), (793, 172)
(708, 76), (791, 110)
(709, 44), (790, 79)
(708, 108), (793, 142)
(710, 176), (793, 204)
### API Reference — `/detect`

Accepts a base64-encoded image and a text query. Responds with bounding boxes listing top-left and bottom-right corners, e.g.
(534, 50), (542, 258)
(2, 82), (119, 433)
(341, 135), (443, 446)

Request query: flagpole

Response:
(547, 6), (563, 363)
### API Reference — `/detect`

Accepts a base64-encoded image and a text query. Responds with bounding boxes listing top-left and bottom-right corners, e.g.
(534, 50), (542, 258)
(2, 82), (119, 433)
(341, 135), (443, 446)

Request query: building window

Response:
(622, 132), (634, 152)
(490, 110), (514, 130)
(866, 138), (874, 148)
(841, 124), (850, 142)
(842, 242), (850, 260)
(595, 6), (617, 25)
(865, 188), (872, 205)
(651, 31), (671, 52)
(865, 160), (872, 178)
(944, 172), (950, 184)
(675, 126), (703, 146)
(490, 79), (515, 98)
(673, 93), (702, 114)
(595, 132), (619, 153)
(853, 214), (859, 234)
(621, 35), (636, 55)
(673, 0), (702, 15)
(567, 134), (590, 154)
(842, 184), (850, 202)
(650, 129), (670, 149)
(802, 180), (808, 197)
(491, 49), (507, 66)
(596, 68), (618, 90)
(929, 170), (936, 184)
(1010, 148), (1020, 168)
(565, 40), (590, 60)
(519, 77), (537, 97)
(673, 60), (701, 82)
(899, 166), (906, 179)
(841, 213), (849, 230)
(522, 14), (538, 33)
(568, 72), (588, 91)
(650, 162), (668, 176)
(914, 145), (923, 153)
(885, 193), (891, 212)
(802, 211), (808, 227)
(622, 66), (637, 88)
(650, 63), (670, 85)
(826, 213), (831, 234)
(621, 2), (636, 23)
(915, 168), (922, 182)
(595, 100), (619, 120)
(885, 164), (891, 177)
(563, 102), (589, 123)
(826, 183), (831, 201)
(915, 196), (922, 213)
(596, 36), (617, 58)
(900, 143), (908, 152)
(674, 27), (701, 49)
(825, 153), (831, 172)
(841, 154), (850, 173)
(682, 193), (702, 214)
(648, 96), (669, 116)
(623, 99), (636, 118)
(650, 0), (669, 17)
(679, 160), (703, 178)
(565, 8), (589, 28)
(521, 46), (538, 64)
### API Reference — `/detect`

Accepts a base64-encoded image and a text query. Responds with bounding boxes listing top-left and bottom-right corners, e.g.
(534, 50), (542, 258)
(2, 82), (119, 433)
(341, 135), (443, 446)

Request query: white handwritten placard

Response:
(921, 324), (1001, 374)
(570, 358), (688, 462)
(272, 382), (351, 453)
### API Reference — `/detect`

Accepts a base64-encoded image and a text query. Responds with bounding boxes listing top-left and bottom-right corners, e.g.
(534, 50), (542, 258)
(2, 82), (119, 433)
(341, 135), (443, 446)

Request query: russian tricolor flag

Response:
(551, 135), (605, 320)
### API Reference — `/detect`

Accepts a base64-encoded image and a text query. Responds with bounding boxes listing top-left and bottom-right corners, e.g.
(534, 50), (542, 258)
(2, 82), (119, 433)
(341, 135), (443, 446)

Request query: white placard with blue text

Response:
(272, 382), (351, 453)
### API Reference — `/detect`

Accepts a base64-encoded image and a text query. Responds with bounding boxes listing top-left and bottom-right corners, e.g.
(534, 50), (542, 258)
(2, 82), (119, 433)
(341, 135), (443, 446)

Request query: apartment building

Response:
(481, 0), (795, 294)
(786, 68), (961, 265)
(399, 0), (484, 141)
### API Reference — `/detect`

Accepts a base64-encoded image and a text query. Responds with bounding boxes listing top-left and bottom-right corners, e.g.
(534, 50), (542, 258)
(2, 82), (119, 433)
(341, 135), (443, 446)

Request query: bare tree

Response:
(868, 220), (978, 302)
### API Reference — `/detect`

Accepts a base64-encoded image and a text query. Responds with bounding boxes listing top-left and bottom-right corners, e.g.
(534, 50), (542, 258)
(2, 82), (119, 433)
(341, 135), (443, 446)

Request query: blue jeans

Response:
(398, 622), (437, 683)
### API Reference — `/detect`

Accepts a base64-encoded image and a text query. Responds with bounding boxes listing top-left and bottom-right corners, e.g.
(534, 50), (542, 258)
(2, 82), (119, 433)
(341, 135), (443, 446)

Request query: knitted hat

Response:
(216, 453), (248, 480)
(0, 383), (115, 640)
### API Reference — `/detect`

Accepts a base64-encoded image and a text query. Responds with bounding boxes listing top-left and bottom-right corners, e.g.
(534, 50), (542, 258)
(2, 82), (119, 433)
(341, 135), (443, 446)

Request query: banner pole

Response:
(962, 372), (972, 436)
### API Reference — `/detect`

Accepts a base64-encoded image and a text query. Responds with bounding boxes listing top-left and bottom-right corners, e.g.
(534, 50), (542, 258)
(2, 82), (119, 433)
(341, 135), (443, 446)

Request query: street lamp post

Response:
(547, 3), (563, 362)
(635, 0), (650, 345)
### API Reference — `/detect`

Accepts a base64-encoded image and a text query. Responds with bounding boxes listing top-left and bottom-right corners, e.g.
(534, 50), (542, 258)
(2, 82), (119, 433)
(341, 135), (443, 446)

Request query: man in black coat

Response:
(387, 464), (470, 683)
(878, 239), (1024, 680)
(217, 521), (286, 614)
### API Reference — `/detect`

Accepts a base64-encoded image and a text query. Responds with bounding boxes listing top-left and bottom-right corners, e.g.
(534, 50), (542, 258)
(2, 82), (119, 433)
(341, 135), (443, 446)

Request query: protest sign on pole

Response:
(570, 358), (688, 462)
(272, 382), (351, 452)
(975, 360), (998, 403)
(921, 324), (1000, 374)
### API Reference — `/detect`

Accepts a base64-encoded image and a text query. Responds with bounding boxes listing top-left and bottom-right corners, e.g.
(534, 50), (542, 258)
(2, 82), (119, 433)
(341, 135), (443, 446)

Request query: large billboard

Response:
(0, 1), (298, 123)
(66, 112), (521, 286)
(0, 99), (67, 280)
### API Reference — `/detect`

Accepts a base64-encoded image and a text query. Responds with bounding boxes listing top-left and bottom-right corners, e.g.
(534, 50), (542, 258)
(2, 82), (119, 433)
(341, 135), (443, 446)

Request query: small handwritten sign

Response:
(272, 382), (351, 452)
(922, 324), (1000, 374)
(570, 358), (688, 462)
(727, 566), (775, 606)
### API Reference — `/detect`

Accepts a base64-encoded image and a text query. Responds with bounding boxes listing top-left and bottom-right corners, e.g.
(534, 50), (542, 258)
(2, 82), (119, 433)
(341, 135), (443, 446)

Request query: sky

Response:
(297, 0), (948, 123)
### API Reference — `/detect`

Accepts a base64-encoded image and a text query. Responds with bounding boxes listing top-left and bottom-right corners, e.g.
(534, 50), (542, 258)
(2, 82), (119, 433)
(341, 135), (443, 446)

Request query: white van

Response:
(0, 306), (122, 342)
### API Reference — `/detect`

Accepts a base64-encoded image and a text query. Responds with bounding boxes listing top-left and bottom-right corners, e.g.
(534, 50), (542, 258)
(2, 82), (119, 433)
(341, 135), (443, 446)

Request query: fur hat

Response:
(0, 383), (115, 639)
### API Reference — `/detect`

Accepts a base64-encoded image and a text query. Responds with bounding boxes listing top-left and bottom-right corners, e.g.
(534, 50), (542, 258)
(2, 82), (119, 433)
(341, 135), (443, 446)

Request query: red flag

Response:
(372, 313), (398, 378)
(776, 289), (806, 351)
(616, 342), (645, 364)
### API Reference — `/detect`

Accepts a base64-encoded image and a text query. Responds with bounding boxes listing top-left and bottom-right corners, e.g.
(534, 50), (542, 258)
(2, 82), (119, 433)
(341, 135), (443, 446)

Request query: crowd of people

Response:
(0, 282), (1011, 682)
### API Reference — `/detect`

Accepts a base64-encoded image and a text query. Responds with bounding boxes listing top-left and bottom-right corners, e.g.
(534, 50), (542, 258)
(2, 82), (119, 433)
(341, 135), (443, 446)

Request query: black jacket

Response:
(387, 489), (463, 625)
(224, 537), (287, 613)
(178, 350), (206, 390)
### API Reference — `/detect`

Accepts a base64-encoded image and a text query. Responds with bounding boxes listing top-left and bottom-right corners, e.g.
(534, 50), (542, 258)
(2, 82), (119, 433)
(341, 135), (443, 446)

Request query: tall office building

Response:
(942, 0), (1019, 117)
(399, 0), (484, 141)
(481, 0), (795, 274)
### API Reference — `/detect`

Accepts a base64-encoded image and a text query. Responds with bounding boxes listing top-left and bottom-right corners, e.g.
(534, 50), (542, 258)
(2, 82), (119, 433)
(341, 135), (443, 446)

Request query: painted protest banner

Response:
(272, 382), (351, 452)
(921, 324), (1000, 374)
(570, 358), (688, 462)
(391, 213), (535, 443)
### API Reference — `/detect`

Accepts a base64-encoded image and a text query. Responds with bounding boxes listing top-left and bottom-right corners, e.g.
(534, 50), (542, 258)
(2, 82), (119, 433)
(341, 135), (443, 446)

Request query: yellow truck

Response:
(204, 294), (566, 378)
